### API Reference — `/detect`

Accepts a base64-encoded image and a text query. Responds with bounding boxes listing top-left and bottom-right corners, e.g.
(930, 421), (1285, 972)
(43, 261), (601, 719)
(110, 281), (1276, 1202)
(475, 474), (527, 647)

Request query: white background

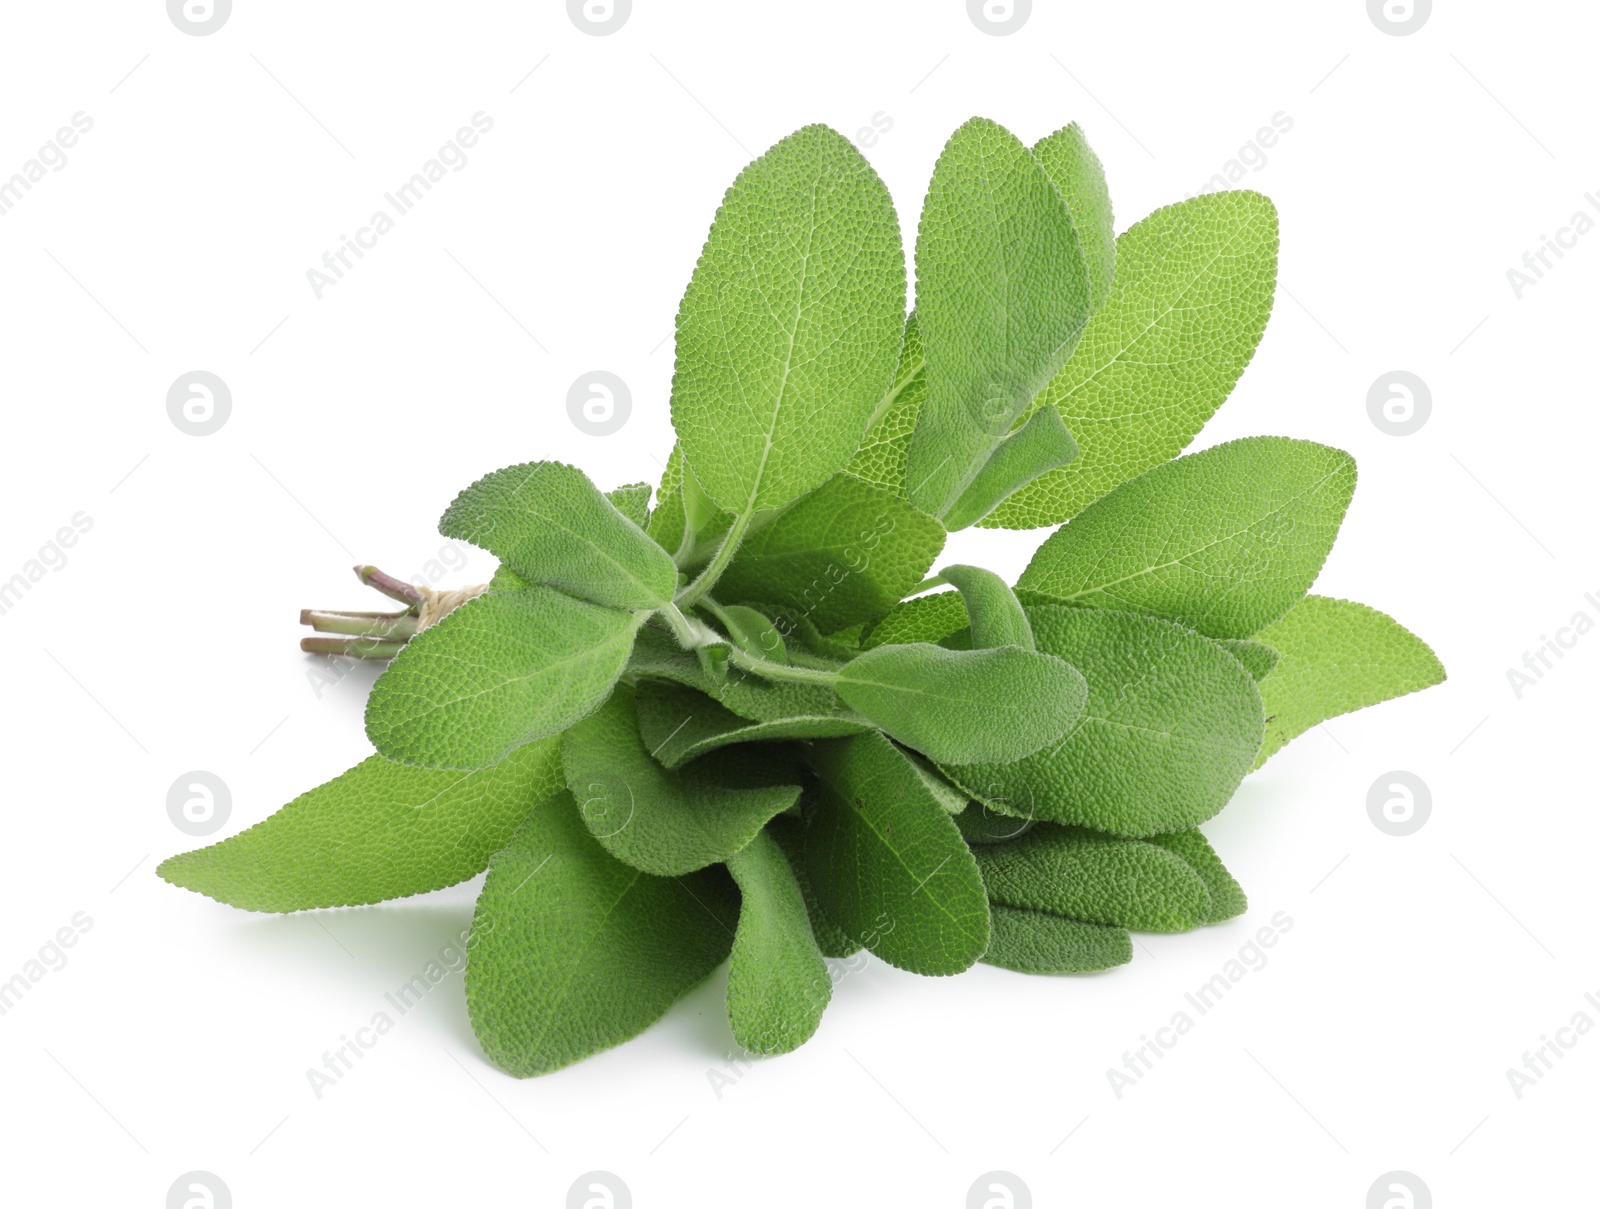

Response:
(1, 1), (1594, 1205)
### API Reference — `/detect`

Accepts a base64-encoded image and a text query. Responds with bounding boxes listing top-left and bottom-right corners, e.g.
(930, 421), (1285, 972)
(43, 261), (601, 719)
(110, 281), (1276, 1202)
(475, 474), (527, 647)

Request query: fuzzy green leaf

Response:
(938, 564), (1034, 650)
(906, 117), (1091, 520)
(845, 312), (925, 496)
(1146, 829), (1247, 922)
(464, 793), (738, 1077)
(1216, 638), (1280, 681)
(1034, 123), (1116, 310)
(953, 801), (1036, 845)
(634, 680), (871, 770)
(157, 741), (562, 912)
(725, 830), (832, 1055)
(860, 592), (970, 650)
(561, 684), (801, 875)
(985, 191), (1279, 529)
(1018, 438), (1356, 638)
(1254, 595), (1446, 766)
(367, 587), (642, 770)
(440, 461), (676, 610)
(805, 733), (989, 975)
(714, 473), (946, 634)
(768, 812), (860, 958)
(671, 124), (907, 515)
(983, 907), (1131, 974)
(714, 604), (789, 664)
(974, 825), (1211, 932)
(943, 606), (1263, 836)
(629, 625), (855, 724)
(835, 642), (1085, 764)
(605, 482), (653, 530)
(941, 405), (1079, 532)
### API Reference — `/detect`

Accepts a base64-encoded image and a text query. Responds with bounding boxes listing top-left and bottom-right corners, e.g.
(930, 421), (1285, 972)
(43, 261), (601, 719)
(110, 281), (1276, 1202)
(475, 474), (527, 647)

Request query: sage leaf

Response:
(938, 564), (1034, 650)
(715, 603), (790, 664)
(629, 624), (855, 724)
(845, 312), (925, 497)
(1034, 122), (1116, 310)
(983, 907), (1132, 974)
(1216, 638), (1280, 681)
(605, 481), (653, 530)
(768, 812), (861, 959)
(941, 405), (1079, 532)
(1146, 829), (1247, 923)
(634, 680), (870, 770)
(860, 591), (970, 650)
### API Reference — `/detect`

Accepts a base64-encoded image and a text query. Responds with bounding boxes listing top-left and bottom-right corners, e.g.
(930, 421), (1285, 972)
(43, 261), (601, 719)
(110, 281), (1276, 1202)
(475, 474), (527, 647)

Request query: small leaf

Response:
(974, 824), (1211, 932)
(985, 191), (1279, 529)
(1254, 595), (1446, 766)
(938, 564), (1034, 650)
(1017, 437), (1356, 638)
(440, 461), (677, 610)
(1146, 830), (1247, 923)
(715, 604), (790, 664)
(1034, 123), (1116, 310)
(943, 606), (1263, 837)
(942, 405), (1079, 532)
(634, 680), (871, 770)
(367, 587), (642, 769)
(672, 124), (907, 514)
(845, 311), (925, 497)
(1216, 638), (1280, 681)
(860, 591), (970, 649)
(835, 642), (1085, 764)
(953, 802), (1035, 845)
(629, 624), (856, 724)
(805, 733), (989, 975)
(158, 740), (563, 912)
(465, 793), (738, 1077)
(768, 813), (860, 958)
(714, 473), (946, 634)
(725, 830), (832, 1055)
(561, 684), (801, 875)
(605, 481), (653, 530)
(983, 907), (1131, 974)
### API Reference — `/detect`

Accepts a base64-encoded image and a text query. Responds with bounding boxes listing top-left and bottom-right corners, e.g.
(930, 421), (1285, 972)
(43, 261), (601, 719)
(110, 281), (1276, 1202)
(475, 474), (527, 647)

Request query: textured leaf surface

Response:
(1255, 595), (1446, 766)
(861, 592), (970, 649)
(939, 564), (1033, 650)
(715, 604), (789, 664)
(1034, 123), (1115, 309)
(1018, 437), (1356, 638)
(158, 741), (562, 912)
(1217, 638), (1280, 681)
(942, 405), (1079, 532)
(1147, 829), (1246, 922)
(725, 830), (832, 1054)
(845, 312), (925, 496)
(974, 825), (1211, 932)
(986, 191), (1279, 528)
(769, 812), (860, 958)
(836, 642), (1086, 764)
(440, 461), (676, 610)
(805, 733), (989, 975)
(465, 793), (738, 1077)
(366, 588), (642, 769)
(716, 473), (946, 633)
(943, 606), (1263, 836)
(605, 481), (653, 530)
(629, 625), (855, 724)
(906, 117), (1090, 519)
(672, 124), (906, 514)
(954, 802), (1036, 845)
(634, 680), (870, 770)
(561, 684), (800, 875)
(983, 907), (1132, 973)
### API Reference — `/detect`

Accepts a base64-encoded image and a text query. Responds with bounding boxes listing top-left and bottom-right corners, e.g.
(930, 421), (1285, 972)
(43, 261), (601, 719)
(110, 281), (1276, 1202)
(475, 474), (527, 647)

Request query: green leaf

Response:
(725, 830), (832, 1054)
(1018, 437), (1355, 638)
(464, 793), (738, 1077)
(941, 405), (1079, 532)
(714, 473), (946, 634)
(943, 606), (1263, 837)
(1216, 638), (1280, 681)
(634, 680), (871, 770)
(561, 684), (801, 875)
(845, 312), (925, 497)
(835, 642), (1085, 764)
(985, 190), (1279, 529)
(605, 482), (653, 530)
(938, 564), (1034, 650)
(629, 624), (856, 724)
(1254, 595), (1446, 766)
(983, 907), (1131, 974)
(157, 741), (562, 912)
(860, 591), (970, 649)
(805, 733), (989, 975)
(768, 812), (860, 958)
(1034, 123), (1116, 310)
(974, 825), (1211, 932)
(440, 461), (677, 610)
(907, 118), (1091, 520)
(714, 603), (789, 664)
(1146, 829), (1246, 923)
(954, 801), (1035, 845)
(671, 124), (907, 515)
(367, 587), (643, 769)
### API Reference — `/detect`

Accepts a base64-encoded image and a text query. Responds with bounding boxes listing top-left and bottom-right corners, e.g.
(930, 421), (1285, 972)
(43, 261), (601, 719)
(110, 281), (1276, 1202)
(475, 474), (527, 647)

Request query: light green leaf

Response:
(1034, 123), (1116, 310)
(629, 625), (856, 724)
(1254, 595), (1446, 766)
(938, 564), (1034, 650)
(672, 124), (907, 514)
(768, 812), (860, 958)
(943, 606), (1263, 837)
(561, 684), (801, 875)
(714, 473), (946, 633)
(440, 461), (677, 610)
(367, 587), (642, 769)
(725, 830), (832, 1055)
(906, 117), (1091, 520)
(954, 801), (1035, 845)
(845, 312), (925, 496)
(1216, 638), (1280, 681)
(464, 793), (738, 1077)
(860, 592), (970, 649)
(605, 481), (653, 530)
(1017, 437), (1357, 638)
(974, 824), (1212, 932)
(158, 740), (562, 912)
(942, 405), (1079, 532)
(985, 190), (1279, 529)
(1146, 829), (1247, 923)
(982, 907), (1131, 974)
(713, 603), (789, 664)
(835, 642), (1085, 764)
(634, 680), (870, 770)
(805, 733), (990, 975)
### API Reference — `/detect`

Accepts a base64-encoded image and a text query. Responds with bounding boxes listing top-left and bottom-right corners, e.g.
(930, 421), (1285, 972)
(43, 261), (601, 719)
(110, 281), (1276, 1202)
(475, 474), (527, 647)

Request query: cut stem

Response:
(300, 609), (419, 639)
(300, 635), (407, 660)
(355, 565), (426, 606)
